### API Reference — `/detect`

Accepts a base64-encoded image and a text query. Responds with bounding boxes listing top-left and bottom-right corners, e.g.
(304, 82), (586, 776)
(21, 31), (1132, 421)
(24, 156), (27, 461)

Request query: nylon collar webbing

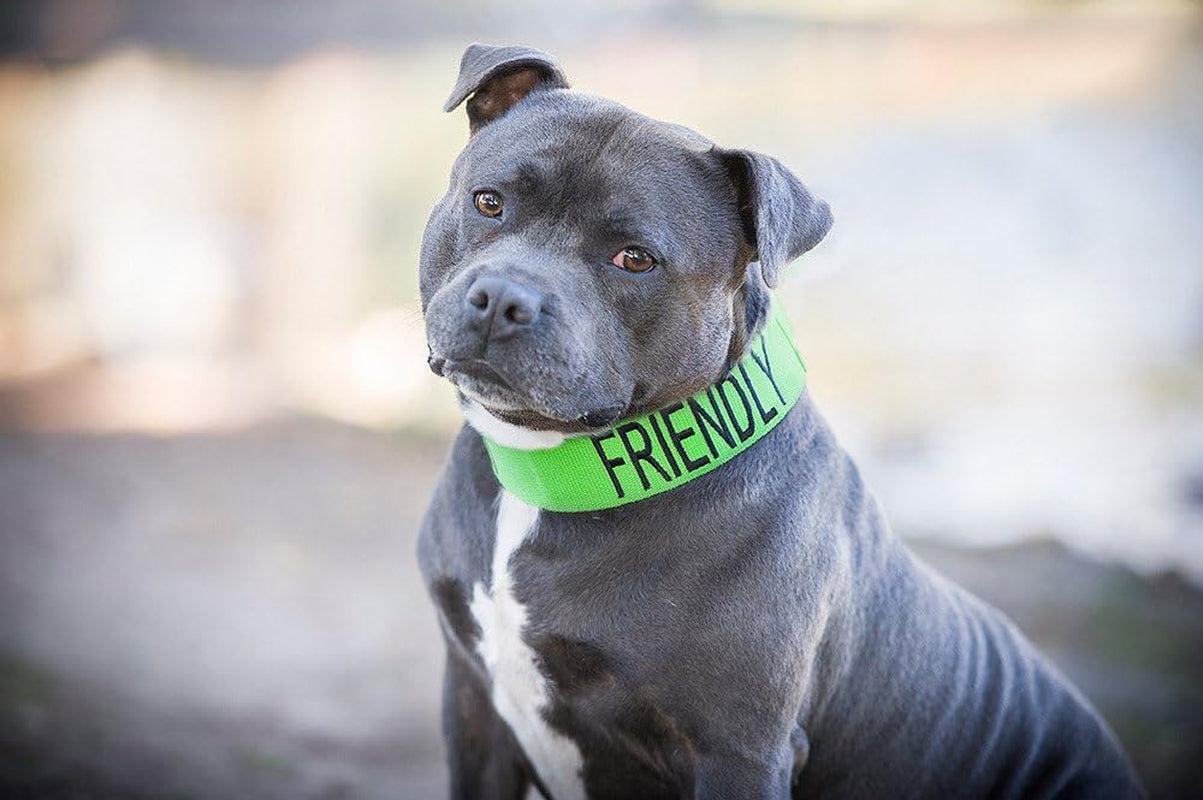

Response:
(480, 301), (806, 512)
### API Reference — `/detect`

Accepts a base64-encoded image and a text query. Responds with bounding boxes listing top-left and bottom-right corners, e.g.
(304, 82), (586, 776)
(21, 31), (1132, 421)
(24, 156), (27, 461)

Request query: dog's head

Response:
(421, 43), (832, 433)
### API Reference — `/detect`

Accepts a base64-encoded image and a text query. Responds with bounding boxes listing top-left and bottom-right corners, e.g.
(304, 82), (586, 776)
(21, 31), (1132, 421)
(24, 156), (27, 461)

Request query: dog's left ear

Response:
(443, 43), (568, 133)
(720, 149), (833, 288)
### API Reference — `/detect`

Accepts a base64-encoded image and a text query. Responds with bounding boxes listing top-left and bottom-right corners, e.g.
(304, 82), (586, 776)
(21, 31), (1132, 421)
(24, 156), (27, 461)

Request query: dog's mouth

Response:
(429, 354), (628, 430)
(433, 357), (529, 411)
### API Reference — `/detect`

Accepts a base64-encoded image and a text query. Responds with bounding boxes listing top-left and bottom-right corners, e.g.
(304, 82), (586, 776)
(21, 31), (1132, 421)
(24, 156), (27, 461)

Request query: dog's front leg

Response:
(442, 650), (531, 800)
(694, 751), (793, 800)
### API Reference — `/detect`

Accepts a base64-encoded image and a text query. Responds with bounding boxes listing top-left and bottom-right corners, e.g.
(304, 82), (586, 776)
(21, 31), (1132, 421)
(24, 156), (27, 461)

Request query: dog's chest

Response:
(469, 490), (587, 800)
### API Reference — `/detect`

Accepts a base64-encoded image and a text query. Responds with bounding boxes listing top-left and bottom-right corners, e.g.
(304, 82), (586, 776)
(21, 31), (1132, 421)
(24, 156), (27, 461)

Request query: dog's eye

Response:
(612, 246), (656, 273)
(473, 191), (503, 218)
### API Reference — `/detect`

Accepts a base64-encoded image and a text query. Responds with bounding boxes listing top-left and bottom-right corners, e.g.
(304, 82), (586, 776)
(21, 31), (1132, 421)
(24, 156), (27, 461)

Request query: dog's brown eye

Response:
(613, 246), (656, 273)
(473, 191), (503, 218)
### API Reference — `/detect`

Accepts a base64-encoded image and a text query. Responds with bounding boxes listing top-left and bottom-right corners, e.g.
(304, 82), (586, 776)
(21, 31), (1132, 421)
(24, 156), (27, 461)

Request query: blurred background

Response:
(0, 0), (1200, 797)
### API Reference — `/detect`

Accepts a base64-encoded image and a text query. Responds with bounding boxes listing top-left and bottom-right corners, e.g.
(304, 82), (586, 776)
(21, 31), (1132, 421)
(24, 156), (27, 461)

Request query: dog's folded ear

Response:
(720, 149), (833, 288)
(444, 43), (568, 133)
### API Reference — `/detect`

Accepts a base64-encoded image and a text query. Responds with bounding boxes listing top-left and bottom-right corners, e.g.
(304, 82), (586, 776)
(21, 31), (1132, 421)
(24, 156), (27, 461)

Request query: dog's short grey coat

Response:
(417, 43), (1143, 799)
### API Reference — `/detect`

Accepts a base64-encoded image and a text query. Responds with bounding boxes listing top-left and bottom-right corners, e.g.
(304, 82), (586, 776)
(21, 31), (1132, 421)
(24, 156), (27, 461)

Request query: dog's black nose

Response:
(465, 275), (544, 338)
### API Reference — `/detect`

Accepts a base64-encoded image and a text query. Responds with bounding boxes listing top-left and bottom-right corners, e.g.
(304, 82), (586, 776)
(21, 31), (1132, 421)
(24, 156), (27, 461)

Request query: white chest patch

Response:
(469, 490), (586, 800)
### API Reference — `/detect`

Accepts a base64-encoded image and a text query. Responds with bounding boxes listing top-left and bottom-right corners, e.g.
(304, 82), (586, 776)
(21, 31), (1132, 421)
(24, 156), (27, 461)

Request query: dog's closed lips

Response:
(438, 358), (520, 407)
(441, 358), (510, 387)
(577, 406), (624, 428)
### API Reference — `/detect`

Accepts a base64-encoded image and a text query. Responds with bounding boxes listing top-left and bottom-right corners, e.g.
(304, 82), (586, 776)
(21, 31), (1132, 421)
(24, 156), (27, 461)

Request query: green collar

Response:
(480, 301), (807, 512)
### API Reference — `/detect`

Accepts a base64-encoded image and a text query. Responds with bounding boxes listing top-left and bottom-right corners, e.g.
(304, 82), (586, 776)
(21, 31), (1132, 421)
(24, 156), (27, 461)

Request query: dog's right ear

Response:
(443, 44), (568, 133)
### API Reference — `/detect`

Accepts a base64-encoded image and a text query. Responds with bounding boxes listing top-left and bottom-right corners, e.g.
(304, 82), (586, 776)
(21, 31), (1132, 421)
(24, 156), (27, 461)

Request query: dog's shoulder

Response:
(417, 425), (498, 595)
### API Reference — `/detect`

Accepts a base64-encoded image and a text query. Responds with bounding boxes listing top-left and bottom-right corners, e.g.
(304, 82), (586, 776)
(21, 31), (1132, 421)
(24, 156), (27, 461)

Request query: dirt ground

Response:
(0, 418), (1200, 799)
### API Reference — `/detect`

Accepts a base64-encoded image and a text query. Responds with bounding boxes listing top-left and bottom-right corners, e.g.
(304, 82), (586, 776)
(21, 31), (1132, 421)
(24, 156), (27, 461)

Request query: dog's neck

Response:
(462, 400), (567, 450)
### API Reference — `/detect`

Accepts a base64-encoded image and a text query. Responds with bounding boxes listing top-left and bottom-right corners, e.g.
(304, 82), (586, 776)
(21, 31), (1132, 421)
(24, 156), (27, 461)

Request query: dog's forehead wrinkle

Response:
(469, 159), (547, 194)
(467, 95), (705, 182)
(466, 91), (624, 154)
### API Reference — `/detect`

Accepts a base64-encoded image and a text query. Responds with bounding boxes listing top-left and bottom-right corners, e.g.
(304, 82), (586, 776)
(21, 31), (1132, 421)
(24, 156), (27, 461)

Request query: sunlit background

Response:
(0, 0), (1200, 798)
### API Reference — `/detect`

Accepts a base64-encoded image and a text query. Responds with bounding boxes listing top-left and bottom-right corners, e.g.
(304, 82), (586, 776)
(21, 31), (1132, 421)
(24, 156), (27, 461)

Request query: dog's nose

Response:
(464, 275), (544, 338)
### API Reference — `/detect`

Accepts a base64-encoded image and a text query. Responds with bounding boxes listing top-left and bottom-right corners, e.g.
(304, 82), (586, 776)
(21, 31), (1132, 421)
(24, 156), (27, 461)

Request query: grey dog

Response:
(417, 43), (1143, 799)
